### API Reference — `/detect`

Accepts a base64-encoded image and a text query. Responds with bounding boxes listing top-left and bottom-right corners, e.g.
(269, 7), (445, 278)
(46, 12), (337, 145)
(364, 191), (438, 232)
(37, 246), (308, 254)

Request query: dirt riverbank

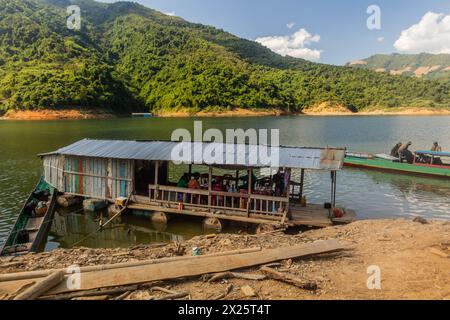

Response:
(3, 106), (450, 120)
(1, 109), (116, 120)
(0, 218), (449, 300)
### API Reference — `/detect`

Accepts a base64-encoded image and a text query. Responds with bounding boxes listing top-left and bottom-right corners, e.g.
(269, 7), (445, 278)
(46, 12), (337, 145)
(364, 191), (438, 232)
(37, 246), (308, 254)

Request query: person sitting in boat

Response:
(431, 142), (442, 152)
(390, 142), (402, 158)
(398, 142), (413, 164)
(430, 142), (443, 165)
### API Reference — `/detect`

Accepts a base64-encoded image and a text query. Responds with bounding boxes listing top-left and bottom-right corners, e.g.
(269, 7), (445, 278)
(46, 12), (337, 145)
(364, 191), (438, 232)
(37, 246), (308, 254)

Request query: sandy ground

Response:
(0, 218), (449, 300)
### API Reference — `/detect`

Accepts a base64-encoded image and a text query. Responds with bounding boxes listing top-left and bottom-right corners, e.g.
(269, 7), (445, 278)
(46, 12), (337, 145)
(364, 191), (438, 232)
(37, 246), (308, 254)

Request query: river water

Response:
(0, 116), (449, 249)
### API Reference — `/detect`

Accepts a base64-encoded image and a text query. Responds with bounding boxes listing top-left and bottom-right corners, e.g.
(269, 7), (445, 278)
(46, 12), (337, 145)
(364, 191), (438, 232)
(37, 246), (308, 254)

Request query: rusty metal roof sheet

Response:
(39, 139), (345, 170)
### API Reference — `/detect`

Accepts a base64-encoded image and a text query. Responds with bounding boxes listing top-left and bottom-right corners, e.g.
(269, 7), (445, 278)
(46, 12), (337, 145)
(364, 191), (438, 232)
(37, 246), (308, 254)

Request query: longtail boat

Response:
(0, 177), (58, 256)
(344, 150), (450, 179)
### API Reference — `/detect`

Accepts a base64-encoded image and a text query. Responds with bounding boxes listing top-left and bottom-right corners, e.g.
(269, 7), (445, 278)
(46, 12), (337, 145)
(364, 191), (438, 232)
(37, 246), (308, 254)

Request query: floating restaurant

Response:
(39, 139), (355, 229)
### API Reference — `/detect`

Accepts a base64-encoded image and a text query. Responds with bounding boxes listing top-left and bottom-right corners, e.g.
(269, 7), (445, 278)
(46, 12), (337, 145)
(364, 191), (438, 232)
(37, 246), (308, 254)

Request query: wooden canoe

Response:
(344, 154), (450, 179)
(0, 177), (58, 256)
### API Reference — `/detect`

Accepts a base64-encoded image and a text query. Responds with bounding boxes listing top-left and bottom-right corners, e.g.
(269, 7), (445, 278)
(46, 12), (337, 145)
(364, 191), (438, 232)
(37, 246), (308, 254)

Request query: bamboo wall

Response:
(43, 154), (64, 190)
(43, 155), (134, 200)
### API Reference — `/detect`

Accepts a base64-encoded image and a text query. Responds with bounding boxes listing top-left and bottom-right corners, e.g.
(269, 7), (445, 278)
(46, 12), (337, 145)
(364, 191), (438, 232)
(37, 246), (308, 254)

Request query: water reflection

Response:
(46, 208), (222, 249)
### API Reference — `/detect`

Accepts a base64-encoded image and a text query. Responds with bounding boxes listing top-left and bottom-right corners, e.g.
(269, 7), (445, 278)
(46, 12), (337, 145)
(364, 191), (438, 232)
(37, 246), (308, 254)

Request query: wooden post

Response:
(247, 169), (252, 216)
(331, 171), (337, 207)
(299, 169), (305, 199)
(208, 166), (212, 207)
(284, 168), (290, 197)
(131, 160), (136, 198)
(334, 171), (337, 207)
(155, 161), (160, 199)
(248, 169), (252, 194)
(188, 164), (192, 178)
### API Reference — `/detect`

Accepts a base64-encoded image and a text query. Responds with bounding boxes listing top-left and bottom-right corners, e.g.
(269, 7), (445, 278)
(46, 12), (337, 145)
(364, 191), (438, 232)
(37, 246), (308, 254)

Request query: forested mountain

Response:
(347, 53), (450, 81)
(0, 0), (449, 115)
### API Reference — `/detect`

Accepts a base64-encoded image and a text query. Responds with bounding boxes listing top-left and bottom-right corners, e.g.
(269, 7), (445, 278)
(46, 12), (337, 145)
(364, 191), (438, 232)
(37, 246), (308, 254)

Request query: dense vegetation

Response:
(347, 53), (450, 81)
(0, 0), (449, 115)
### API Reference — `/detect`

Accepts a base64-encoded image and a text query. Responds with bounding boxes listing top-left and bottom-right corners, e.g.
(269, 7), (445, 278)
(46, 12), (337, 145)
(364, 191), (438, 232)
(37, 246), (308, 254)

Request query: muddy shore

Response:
(1, 218), (449, 300)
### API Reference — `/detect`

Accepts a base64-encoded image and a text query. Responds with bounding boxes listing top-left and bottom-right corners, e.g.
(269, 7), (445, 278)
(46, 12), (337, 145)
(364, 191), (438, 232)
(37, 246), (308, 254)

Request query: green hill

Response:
(347, 53), (450, 81)
(0, 0), (449, 115)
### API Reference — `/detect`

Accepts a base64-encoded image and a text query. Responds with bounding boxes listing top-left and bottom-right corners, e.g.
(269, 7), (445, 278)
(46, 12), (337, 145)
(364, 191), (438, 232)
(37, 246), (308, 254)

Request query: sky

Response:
(100, 0), (450, 65)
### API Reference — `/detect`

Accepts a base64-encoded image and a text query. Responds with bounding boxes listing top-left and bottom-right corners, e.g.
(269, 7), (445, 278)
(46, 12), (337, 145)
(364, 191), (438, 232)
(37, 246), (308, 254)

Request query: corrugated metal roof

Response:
(39, 139), (346, 170)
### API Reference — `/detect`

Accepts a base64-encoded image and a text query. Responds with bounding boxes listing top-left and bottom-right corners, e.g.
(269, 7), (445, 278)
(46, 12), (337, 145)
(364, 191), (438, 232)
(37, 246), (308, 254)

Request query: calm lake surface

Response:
(1, 116), (449, 249)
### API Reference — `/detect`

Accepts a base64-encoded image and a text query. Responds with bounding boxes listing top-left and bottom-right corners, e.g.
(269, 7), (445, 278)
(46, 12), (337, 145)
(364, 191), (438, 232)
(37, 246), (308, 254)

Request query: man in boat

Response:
(430, 142), (443, 165)
(390, 142), (402, 158)
(431, 142), (442, 152)
(398, 141), (413, 164)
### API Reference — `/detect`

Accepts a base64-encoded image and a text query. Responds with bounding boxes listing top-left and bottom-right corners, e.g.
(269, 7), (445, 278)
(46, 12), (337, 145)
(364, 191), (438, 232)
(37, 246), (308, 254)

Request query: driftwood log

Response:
(211, 284), (233, 300)
(154, 291), (190, 300)
(260, 266), (317, 291)
(207, 271), (266, 282)
(39, 284), (141, 300)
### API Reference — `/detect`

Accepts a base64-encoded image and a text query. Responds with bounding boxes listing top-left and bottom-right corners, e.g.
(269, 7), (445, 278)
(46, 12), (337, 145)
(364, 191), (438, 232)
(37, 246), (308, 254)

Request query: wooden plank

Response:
(13, 271), (64, 300)
(0, 247), (262, 283)
(25, 217), (43, 230)
(0, 240), (345, 296)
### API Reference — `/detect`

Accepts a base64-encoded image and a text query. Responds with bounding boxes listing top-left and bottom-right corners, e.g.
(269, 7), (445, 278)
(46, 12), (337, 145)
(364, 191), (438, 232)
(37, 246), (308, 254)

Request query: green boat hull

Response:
(0, 177), (57, 256)
(344, 156), (450, 178)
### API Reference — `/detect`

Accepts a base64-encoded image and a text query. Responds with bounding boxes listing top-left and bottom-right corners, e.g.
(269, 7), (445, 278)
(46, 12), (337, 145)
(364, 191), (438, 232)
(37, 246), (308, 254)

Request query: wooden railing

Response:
(148, 185), (288, 218)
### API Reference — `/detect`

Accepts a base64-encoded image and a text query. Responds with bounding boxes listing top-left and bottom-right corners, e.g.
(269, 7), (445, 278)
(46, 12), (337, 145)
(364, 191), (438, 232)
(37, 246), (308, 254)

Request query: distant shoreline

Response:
(2, 107), (450, 120)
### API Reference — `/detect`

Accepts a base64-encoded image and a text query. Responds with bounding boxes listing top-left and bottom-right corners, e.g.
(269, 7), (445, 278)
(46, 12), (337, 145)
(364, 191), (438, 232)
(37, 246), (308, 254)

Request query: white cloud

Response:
(164, 11), (176, 17)
(394, 12), (450, 54)
(255, 28), (322, 61)
(286, 22), (295, 29)
(377, 37), (384, 42)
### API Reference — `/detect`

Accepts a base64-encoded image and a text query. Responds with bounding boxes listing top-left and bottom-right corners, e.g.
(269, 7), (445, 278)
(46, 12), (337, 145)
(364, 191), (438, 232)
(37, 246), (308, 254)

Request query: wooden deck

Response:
(129, 193), (356, 228)
(129, 195), (284, 226)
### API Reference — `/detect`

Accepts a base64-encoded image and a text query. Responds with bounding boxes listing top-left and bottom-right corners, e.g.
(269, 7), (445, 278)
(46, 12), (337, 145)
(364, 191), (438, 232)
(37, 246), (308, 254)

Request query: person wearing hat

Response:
(398, 141), (413, 163)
